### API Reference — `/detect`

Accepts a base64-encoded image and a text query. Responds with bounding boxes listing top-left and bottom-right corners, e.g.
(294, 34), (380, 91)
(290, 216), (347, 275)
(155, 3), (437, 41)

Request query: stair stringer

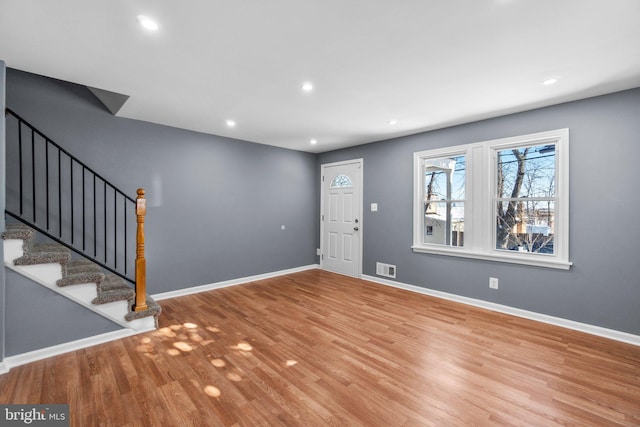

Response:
(3, 239), (156, 332)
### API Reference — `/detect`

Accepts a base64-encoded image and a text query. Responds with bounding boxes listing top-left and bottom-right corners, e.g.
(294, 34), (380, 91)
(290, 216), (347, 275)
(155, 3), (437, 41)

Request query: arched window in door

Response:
(330, 174), (353, 188)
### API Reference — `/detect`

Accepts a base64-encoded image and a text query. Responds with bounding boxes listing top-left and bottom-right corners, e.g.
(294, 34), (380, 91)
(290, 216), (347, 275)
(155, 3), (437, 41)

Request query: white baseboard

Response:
(152, 264), (320, 301)
(361, 274), (640, 347)
(1, 327), (153, 373)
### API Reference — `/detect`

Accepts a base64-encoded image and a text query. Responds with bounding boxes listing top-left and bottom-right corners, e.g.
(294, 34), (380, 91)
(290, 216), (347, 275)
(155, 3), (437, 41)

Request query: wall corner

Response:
(0, 59), (6, 364)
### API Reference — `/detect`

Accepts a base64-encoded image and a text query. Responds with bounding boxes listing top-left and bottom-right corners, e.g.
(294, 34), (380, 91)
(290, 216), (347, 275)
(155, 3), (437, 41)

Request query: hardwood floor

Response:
(1, 269), (639, 426)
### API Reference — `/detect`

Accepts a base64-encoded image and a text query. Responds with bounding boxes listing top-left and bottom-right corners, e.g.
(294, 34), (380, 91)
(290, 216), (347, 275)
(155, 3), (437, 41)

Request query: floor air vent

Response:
(376, 262), (396, 278)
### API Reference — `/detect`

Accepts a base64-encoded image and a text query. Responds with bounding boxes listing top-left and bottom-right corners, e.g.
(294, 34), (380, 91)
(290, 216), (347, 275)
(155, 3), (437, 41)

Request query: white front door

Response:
(321, 159), (363, 277)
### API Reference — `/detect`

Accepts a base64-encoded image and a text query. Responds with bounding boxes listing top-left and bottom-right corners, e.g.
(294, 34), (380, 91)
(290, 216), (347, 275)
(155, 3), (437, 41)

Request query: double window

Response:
(412, 129), (571, 269)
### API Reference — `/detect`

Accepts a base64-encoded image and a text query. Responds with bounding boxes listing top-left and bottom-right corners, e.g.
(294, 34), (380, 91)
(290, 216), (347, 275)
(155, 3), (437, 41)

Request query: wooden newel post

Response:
(134, 188), (148, 312)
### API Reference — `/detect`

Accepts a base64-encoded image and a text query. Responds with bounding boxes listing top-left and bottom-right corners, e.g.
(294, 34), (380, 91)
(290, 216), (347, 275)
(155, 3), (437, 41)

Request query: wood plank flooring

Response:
(1, 269), (639, 426)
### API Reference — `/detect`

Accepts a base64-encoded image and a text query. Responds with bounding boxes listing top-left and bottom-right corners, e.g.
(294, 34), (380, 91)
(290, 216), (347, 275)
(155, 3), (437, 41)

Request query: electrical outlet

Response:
(316, 248), (321, 256)
(489, 277), (499, 290)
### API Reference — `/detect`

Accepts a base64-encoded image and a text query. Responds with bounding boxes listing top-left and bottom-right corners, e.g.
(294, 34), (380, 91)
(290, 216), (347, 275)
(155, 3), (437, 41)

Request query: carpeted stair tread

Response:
(66, 264), (102, 275)
(57, 270), (105, 287)
(92, 273), (134, 304)
(125, 296), (162, 321)
(2, 224), (36, 254)
(102, 273), (126, 284)
(100, 280), (130, 292)
(67, 258), (101, 268)
(1, 223), (34, 241)
(92, 286), (135, 305)
(14, 242), (71, 266)
(22, 242), (69, 254)
(66, 259), (102, 275)
(98, 274), (130, 292)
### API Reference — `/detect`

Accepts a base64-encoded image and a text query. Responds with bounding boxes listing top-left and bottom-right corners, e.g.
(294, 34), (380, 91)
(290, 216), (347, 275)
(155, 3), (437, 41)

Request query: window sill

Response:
(411, 245), (572, 270)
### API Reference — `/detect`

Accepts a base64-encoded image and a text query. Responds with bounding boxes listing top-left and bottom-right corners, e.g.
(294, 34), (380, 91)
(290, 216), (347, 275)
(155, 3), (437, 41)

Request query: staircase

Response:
(3, 108), (162, 340)
(3, 223), (160, 330)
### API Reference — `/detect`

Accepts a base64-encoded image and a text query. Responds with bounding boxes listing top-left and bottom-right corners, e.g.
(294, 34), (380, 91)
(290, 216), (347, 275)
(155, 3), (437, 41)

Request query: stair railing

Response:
(4, 108), (147, 311)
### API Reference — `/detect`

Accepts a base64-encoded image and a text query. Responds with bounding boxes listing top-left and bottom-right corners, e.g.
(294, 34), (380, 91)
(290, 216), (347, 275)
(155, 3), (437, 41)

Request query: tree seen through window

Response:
(496, 144), (556, 254)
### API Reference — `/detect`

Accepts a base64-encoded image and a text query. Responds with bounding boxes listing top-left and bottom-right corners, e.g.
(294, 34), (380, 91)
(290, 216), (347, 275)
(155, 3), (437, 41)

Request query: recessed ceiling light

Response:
(542, 77), (560, 86)
(225, 120), (236, 128)
(137, 15), (159, 31)
(310, 139), (317, 145)
(301, 82), (314, 92)
(388, 119), (398, 125)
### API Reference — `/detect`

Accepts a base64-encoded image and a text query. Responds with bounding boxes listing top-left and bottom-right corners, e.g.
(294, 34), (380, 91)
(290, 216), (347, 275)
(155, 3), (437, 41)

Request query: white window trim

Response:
(412, 129), (572, 270)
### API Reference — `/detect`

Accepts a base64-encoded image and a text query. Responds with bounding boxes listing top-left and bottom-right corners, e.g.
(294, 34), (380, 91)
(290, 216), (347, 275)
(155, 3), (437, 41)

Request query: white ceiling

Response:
(1, 1), (639, 153)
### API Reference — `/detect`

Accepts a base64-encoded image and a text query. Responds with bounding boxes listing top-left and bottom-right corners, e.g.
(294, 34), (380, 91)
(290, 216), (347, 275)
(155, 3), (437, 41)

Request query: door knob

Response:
(354, 226), (359, 231)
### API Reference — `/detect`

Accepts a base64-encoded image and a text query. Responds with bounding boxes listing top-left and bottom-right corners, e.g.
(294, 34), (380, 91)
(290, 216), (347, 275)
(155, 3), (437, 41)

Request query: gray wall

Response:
(6, 69), (319, 294)
(318, 88), (640, 336)
(1, 60), (6, 362)
(4, 269), (120, 356)
(4, 66), (639, 347)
